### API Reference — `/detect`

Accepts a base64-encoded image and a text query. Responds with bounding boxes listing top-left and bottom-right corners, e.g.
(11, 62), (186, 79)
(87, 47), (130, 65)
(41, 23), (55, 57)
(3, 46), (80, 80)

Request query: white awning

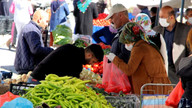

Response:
(111, 0), (192, 8)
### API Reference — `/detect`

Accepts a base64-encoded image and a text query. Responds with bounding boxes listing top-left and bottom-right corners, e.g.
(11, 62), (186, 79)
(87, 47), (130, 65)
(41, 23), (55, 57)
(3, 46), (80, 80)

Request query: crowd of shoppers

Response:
(2, 1), (192, 104)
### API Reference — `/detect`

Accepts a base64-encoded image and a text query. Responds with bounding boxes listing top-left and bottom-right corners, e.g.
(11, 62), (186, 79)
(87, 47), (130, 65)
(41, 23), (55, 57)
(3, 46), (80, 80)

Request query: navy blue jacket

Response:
(92, 26), (116, 45)
(14, 21), (53, 74)
(111, 26), (131, 63)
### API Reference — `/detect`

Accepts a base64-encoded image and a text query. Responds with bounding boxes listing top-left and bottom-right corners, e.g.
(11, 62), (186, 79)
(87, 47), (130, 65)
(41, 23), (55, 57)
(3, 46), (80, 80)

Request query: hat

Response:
(105, 4), (127, 20)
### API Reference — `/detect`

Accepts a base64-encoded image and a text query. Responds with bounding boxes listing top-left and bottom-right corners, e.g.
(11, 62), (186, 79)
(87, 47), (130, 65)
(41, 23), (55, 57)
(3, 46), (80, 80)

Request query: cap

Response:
(105, 4), (127, 20)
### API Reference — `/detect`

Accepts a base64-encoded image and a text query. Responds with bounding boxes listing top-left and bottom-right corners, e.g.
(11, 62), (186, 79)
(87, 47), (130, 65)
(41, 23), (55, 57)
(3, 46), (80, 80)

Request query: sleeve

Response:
(113, 47), (143, 76)
(92, 3), (98, 19)
(92, 27), (105, 43)
(31, 50), (57, 80)
(181, 77), (186, 90)
(73, 4), (78, 17)
(9, 1), (15, 14)
(24, 31), (53, 56)
(117, 42), (131, 63)
(64, 2), (70, 16)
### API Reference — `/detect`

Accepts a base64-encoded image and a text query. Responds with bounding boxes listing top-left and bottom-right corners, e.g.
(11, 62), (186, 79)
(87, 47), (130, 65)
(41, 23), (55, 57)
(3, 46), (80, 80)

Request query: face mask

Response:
(159, 18), (170, 27)
(188, 17), (192, 24)
(125, 44), (133, 51)
(109, 24), (118, 33)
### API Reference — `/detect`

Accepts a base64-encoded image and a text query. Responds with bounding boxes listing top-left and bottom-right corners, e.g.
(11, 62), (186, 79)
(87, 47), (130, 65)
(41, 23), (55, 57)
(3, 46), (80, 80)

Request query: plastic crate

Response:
(9, 83), (37, 95)
(105, 95), (141, 108)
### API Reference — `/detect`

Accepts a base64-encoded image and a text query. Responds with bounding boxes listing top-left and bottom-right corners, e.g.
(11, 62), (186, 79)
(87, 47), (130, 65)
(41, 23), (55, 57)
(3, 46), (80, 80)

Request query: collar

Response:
(77, 0), (91, 13)
(31, 21), (42, 31)
(165, 21), (177, 32)
(114, 23), (129, 38)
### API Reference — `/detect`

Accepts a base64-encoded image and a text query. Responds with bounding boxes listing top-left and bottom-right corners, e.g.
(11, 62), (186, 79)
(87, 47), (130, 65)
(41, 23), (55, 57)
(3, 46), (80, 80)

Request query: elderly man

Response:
(185, 8), (192, 26)
(153, 6), (191, 84)
(14, 10), (53, 74)
(105, 4), (130, 63)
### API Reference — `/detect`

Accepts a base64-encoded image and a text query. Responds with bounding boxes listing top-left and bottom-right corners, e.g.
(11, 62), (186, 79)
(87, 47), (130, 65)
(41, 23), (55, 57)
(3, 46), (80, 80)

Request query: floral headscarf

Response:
(119, 22), (152, 44)
(135, 13), (156, 36)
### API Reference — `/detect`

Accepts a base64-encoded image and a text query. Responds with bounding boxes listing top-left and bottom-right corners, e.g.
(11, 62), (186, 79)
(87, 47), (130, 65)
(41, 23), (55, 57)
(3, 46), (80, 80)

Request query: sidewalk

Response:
(0, 34), (19, 79)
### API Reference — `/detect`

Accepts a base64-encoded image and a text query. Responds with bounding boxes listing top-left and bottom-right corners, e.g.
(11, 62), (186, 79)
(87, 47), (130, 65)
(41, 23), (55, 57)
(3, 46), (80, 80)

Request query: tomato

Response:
(94, 64), (99, 68)
(99, 70), (102, 74)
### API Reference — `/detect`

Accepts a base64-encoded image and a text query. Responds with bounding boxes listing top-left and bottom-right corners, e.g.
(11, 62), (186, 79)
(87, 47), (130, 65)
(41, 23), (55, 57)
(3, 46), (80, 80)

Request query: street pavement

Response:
(0, 34), (19, 79)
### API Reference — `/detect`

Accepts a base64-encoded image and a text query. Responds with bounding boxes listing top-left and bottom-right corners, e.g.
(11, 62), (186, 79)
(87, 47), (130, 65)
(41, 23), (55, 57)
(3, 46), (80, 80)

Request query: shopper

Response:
(135, 13), (168, 73)
(177, 29), (192, 108)
(107, 22), (172, 95)
(92, 24), (117, 45)
(31, 44), (104, 80)
(74, 0), (98, 36)
(9, 0), (33, 46)
(105, 3), (130, 63)
(153, 6), (191, 84)
(185, 8), (192, 26)
(137, 4), (150, 17)
(14, 10), (53, 74)
(150, 7), (157, 28)
(49, 0), (70, 46)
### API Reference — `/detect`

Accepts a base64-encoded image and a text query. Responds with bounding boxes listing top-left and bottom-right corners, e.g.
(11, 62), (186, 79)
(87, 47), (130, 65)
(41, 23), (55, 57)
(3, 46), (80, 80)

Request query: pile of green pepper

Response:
(23, 74), (114, 108)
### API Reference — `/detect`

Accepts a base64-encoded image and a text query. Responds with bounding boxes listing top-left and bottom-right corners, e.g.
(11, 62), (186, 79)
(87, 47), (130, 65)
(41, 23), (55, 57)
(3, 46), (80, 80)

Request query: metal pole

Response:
(155, 0), (163, 26)
(180, 0), (185, 23)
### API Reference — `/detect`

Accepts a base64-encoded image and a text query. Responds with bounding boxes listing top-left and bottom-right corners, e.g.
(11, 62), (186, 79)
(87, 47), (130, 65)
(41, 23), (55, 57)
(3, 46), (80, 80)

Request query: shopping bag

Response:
(1, 97), (33, 108)
(102, 56), (131, 93)
(10, 22), (15, 43)
(165, 80), (184, 108)
(0, 91), (20, 107)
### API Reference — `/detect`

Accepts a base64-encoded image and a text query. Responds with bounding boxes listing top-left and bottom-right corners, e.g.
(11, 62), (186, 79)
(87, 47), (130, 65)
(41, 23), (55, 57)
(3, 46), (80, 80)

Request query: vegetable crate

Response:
(140, 83), (176, 108)
(105, 94), (141, 108)
(9, 83), (37, 95)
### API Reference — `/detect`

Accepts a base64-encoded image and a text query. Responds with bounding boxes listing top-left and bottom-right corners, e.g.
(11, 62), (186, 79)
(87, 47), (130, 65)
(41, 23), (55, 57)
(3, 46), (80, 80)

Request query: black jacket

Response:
(111, 26), (130, 63)
(177, 57), (192, 100)
(31, 44), (86, 80)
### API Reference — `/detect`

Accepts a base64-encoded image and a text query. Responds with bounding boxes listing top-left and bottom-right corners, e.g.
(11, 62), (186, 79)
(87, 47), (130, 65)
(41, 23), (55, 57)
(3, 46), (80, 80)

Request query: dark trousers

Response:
(168, 64), (179, 84)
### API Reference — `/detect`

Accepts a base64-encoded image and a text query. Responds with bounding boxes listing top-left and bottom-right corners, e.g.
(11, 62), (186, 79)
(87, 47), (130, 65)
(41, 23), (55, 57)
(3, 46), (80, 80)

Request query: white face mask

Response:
(187, 17), (192, 24)
(125, 44), (133, 51)
(159, 18), (170, 27)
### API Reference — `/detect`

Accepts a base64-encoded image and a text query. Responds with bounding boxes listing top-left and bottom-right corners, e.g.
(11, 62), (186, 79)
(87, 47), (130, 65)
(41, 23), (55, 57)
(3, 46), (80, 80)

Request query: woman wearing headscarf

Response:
(73, 0), (98, 36)
(135, 13), (168, 74)
(107, 22), (172, 95)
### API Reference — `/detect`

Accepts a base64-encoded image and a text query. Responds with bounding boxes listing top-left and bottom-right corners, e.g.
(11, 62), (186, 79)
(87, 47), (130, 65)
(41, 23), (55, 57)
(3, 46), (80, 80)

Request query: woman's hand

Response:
(106, 53), (116, 62)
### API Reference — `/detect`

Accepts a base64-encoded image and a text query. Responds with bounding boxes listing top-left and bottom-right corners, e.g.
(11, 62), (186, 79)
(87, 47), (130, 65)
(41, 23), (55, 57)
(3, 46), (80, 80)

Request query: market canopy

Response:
(111, 0), (192, 8)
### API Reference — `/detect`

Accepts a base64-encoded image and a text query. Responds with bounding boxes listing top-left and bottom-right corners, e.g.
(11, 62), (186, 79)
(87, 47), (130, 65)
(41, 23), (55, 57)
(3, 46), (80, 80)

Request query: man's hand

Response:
(106, 53), (116, 62)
